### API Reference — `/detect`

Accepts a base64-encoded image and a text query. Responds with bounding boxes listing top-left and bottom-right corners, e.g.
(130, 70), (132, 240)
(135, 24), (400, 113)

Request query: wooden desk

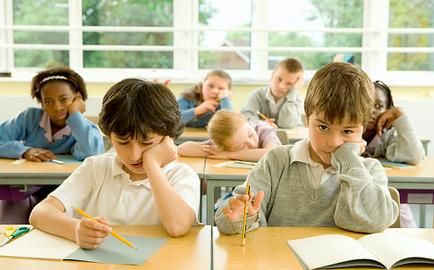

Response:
(175, 127), (208, 144)
(178, 156), (207, 179)
(0, 158), (81, 185)
(0, 225), (211, 270)
(0, 157), (206, 185)
(213, 227), (434, 270)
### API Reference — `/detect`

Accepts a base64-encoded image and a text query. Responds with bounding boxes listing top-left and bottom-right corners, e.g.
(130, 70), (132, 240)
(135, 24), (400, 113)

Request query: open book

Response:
(287, 232), (434, 269)
(0, 229), (167, 265)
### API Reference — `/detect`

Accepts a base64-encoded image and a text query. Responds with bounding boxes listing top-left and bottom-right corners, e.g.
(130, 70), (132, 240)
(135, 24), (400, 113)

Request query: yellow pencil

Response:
(241, 179), (250, 246)
(256, 111), (270, 121)
(75, 208), (137, 249)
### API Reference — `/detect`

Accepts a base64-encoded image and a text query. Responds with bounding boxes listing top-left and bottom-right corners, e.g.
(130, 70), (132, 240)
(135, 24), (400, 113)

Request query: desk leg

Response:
(206, 179), (244, 225)
(420, 205), (426, 227)
(206, 181), (216, 226)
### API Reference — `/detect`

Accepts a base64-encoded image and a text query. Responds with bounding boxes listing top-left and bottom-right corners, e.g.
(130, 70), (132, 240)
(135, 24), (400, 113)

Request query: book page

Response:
(359, 232), (434, 269)
(287, 234), (382, 270)
(0, 229), (78, 260)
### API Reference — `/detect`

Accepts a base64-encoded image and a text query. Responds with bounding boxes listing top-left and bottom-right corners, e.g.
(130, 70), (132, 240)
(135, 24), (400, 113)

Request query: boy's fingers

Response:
(222, 207), (238, 221)
(83, 219), (112, 233)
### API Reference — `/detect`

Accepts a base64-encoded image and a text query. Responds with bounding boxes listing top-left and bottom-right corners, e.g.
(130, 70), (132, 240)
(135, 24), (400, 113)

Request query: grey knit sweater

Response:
(215, 143), (399, 234)
(240, 87), (304, 129)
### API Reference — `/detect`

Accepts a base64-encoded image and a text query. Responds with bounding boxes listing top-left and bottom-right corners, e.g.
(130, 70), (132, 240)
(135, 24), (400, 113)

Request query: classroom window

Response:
(0, 0), (433, 85)
(267, 0), (363, 69)
(198, 0), (252, 70)
(12, 0), (69, 67)
(388, 0), (434, 72)
(82, 0), (174, 69)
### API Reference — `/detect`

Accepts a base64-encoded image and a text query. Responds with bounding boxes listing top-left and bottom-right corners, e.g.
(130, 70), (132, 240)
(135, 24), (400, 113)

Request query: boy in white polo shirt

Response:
(30, 78), (200, 249)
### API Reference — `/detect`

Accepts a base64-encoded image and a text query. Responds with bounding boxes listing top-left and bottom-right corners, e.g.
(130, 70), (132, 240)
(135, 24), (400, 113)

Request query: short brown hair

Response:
(304, 62), (375, 126)
(208, 110), (245, 151)
(30, 66), (87, 103)
(99, 78), (183, 140)
(276, 58), (304, 73)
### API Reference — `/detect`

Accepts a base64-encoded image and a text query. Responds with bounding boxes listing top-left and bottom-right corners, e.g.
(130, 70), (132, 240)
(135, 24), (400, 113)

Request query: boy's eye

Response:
(118, 141), (129, 145)
(342, 130), (354, 135)
(318, 125), (329, 131)
(139, 141), (153, 146)
(43, 100), (52, 105)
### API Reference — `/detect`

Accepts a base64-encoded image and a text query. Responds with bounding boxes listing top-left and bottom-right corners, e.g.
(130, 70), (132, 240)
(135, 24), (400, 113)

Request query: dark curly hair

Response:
(30, 66), (87, 103)
(99, 78), (184, 140)
(374, 80), (394, 109)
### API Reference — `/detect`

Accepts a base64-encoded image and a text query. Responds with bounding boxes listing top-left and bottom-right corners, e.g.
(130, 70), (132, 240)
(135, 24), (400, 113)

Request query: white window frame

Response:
(0, 0), (433, 86)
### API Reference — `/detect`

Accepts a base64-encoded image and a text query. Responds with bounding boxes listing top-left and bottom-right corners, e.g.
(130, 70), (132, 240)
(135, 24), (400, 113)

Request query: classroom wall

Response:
(1, 81), (434, 154)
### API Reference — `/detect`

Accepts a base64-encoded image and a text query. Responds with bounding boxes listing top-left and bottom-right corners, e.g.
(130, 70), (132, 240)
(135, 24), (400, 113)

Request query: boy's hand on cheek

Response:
(142, 136), (177, 168)
(333, 140), (367, 160)
(75, 217), (111, 250)
(68, 93), (86, 114)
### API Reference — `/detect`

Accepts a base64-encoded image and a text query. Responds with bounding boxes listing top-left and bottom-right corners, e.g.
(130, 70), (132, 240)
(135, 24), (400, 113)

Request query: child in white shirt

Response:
(30, 78), (200, 249)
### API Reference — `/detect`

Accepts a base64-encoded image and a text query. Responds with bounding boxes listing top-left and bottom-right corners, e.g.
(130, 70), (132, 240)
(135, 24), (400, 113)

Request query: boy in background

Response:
(216, 62), (398, 234)
(241, 58), (304, 129)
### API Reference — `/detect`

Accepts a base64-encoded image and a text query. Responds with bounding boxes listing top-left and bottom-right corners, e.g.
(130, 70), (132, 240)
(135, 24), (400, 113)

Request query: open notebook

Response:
(287, 232), (434, 270)
(0, 229), (167, 265)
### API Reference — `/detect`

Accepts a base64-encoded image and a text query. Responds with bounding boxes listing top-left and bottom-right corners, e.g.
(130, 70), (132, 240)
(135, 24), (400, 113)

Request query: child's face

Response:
(110, 133), (163, 179)
(366, 87), (388, 131)
(224, 122), (259, 152)
(270, 67), (301, 100)
(40, 82), (75, 127)
(202, 75), (230, 101)
(308, 112), (364, 167)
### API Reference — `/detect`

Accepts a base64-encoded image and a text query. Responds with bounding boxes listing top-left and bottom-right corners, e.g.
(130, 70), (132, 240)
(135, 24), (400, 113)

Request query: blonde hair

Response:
(304, 62), (375, 126)
(208, 110), (245, 151)
(276, 58), (304, 73)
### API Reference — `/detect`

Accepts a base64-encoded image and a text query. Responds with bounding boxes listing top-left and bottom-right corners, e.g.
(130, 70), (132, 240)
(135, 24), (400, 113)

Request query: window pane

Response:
(14, 50), (69, 68)
(13, 0), (68, 25)
(13, 0), (68, 68)
(388, 53), (434, 71)
(389, 0), (434, 28)
(83, 51), (173, 69)
(199, 51), (250, 70)
(268, 0), (362, 69)
(82, 0), (173, 69)
(388, 0), (434, 71)
(198, 0), (252, 69)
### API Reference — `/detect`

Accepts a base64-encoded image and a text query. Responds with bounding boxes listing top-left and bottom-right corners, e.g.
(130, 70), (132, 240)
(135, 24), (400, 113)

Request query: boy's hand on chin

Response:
(142, 136), (177, 168)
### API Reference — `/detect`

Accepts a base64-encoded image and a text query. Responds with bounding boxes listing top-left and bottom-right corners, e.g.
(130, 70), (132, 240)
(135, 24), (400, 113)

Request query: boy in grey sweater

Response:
(215, 62), (399, 234)
(240, 58), (304, 129)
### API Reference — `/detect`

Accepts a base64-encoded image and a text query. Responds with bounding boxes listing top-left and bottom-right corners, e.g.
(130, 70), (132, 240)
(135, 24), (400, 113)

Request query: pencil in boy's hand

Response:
(75, 208), (137, 249)
(241, 179), (250, 246)
(256, 111), (269, 121)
